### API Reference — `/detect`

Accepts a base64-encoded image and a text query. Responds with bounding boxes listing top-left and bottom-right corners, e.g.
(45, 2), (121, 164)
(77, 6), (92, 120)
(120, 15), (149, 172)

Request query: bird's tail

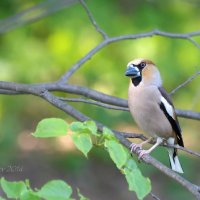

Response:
(167, 147), (183, 173)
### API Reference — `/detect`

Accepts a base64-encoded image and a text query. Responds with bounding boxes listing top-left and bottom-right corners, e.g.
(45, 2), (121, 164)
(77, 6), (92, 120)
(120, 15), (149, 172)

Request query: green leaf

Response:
(77, 189), (89, 200)
(72, 133), (92, 157)
(102, 127), (116, 140)
(70, 121), (99, 136)
(0, 178), (28, 199)
(124, 159), (151, 200)
(125, 158), (138, 170)
(20, 191), (40, 200)
(37, 180), (72, 200)
(104, 140), (128, 169)
(70, 121), (85, 132)
(32, 118), (68, 138)
(84, 121), (98, 136)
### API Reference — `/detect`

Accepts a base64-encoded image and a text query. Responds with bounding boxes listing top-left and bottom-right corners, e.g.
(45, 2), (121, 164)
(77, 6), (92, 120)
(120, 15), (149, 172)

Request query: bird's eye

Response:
(140, 62), (146, 68)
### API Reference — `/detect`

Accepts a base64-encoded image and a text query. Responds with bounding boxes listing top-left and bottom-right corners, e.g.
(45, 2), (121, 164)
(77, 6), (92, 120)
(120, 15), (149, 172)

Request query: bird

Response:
(125, 58), (184, 173)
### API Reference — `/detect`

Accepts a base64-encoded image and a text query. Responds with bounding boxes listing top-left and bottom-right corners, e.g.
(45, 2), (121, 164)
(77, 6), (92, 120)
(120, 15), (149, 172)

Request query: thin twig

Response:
(3, 78), (195, 159)
(114, 132), (200, 200)
(35, 90), (200, 199)
(0, 81), (199, 158)
(0, 0), (78, 34)
(165, 144), (200, 158)
(170, 71), (200, 95)
(41, 91), (89, 121)
(175, 109), (200, 120)
(58, 96), (200, 120)
(150, 192), (161, 200)
(0, 81), (199, 120)
(79, 0), (108, 39)
(121, 132), (147, 140)
(188, 37), (200, 49)
(0, 2), (200, 199)
(59, 29), (200, 82)
(59, 97), (129, 111)
(122, 132), (200, 158)
(55, 84), (200, 120)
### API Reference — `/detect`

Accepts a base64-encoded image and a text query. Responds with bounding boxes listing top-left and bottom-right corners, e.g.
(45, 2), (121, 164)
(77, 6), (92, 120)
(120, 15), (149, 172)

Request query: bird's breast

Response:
(128, 84), (173, 138)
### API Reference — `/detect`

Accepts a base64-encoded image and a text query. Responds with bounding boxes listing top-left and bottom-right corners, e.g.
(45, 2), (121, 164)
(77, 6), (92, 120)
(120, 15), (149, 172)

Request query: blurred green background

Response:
(0, 0), (200, 199)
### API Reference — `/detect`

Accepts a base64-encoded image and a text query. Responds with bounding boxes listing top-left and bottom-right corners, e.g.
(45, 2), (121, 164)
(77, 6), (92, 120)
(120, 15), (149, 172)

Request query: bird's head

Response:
(125, 58), (162, 87)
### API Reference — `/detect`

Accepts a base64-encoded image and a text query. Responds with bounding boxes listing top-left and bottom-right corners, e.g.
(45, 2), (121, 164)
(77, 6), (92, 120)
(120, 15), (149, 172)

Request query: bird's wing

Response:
(158, 87), (184, 147)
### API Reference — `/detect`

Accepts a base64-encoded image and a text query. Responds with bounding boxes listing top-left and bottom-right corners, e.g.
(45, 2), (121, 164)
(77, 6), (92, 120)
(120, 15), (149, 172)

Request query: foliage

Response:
(0, 177), (88, 200)
(0, 0), (199, 199)
(0, 119), (151, 199)
(32, 118), (68, 138)
(31, 119), (151, 200)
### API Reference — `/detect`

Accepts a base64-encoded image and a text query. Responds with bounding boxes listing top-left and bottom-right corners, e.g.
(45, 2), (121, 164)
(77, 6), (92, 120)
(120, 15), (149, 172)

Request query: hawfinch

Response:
(125, 58), (184, 173)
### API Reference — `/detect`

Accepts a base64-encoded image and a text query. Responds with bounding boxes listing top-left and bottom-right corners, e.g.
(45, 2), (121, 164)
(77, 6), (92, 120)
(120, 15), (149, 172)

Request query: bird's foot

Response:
(138, 149), (150, 159)
(130, 143), (142, 152)
(137, 137), (163, 159)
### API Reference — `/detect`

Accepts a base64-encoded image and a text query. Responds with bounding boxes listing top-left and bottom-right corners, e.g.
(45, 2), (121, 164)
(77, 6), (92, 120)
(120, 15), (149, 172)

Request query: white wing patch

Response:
(160, 96), (174, 118)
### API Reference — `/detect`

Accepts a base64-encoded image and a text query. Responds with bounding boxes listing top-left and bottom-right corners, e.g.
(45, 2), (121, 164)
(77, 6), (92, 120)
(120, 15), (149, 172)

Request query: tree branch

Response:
(27, 88), (200, 199)
(114, 132), (200, 200)
(0, 81), (199, 120)
(150, 192), (161, 200)
(188, 37), (200, 49)
(170, 71), (200, 95)
(122, 132), (200, 158)
(1, 80), (199, 159)
(79, 0), (108, 39)
(59, 97), (129, 111)
(59, 29), (200, 82)
(1, 1), (200, 198)
(0, 0), (78, 34)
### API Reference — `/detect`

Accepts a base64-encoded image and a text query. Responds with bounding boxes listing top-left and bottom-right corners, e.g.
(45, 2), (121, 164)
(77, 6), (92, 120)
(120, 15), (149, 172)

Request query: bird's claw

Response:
(138, 149), (149, 159)
(130, 143), (142, 152)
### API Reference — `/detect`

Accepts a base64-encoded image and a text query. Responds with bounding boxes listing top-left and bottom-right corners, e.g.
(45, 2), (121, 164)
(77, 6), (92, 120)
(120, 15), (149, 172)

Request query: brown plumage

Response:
(125, 58), (184, 173)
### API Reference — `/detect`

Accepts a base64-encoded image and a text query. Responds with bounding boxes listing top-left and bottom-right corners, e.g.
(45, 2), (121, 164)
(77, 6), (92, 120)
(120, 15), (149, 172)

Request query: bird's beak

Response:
(125, 65), (140, 78)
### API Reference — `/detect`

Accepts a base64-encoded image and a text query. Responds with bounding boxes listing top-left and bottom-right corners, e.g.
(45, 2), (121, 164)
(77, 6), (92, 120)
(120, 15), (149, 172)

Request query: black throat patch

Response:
(131, 76), (142, 86)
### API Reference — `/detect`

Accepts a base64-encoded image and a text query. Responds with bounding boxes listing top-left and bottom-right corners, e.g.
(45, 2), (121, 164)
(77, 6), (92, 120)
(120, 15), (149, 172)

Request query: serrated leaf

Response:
(124, 161), (151, 200)
(37, 180), (72, 200)
(32, 118), (68, 138)
(72, 133), (92, 157)
(0, 178), (28, 199)
(84, 121), (98, 136)
(102, 127), (116, 140)
(105, 140), (128, 169)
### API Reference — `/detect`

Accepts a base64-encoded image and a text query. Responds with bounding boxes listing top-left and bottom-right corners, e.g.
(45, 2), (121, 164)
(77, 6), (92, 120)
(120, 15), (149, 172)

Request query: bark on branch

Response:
(0, 0), (200, 199)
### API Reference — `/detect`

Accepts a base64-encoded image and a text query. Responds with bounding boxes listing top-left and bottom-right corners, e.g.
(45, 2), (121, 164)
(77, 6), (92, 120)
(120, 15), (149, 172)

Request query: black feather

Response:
(158, 87), (184, 147)
(131, 77), (141, 86)
(159, 102), (184, 147)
